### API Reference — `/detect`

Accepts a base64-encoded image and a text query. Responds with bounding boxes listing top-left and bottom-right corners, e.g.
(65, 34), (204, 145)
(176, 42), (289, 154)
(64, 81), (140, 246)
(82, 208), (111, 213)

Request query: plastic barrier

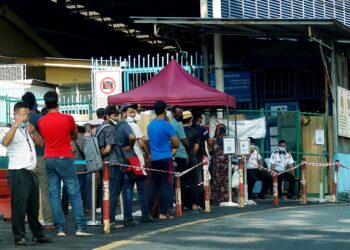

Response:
(301, 159), (307, 204)
(102, 162), (110, 234)
(333, 160), (339, 203)
(175, 174), (182, 218)
(238, 158), (245, 208)
(202, 156), (211, 213)
(0, 170), (11, 220)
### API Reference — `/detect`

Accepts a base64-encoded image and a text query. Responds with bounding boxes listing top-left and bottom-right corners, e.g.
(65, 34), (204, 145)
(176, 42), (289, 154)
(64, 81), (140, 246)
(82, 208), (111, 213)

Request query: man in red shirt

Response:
(38, 91), (92, 237)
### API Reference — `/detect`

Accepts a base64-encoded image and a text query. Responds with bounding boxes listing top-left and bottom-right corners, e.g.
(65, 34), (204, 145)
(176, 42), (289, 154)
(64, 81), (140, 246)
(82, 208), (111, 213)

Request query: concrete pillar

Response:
(200, 0), (209, 84)
(212, 0), (224, 92)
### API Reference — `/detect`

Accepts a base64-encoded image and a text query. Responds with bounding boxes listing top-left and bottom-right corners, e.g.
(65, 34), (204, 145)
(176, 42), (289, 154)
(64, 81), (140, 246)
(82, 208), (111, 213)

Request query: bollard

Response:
(86, 172), (101, 226)
(238, 158), (245, 208)
(332, 160), (339, 203)
(175, 174), (182, 218)
(301, 160), (307, 204)
(102, 162), (110, 234)
(202, 156), (211, 213)
(273, 174), (279, 206)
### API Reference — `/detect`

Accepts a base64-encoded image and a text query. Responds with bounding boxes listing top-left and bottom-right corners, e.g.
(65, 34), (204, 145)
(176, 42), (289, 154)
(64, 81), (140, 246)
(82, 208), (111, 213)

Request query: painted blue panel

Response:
(215, 0), (350, 27)
(210, 71), (251, 102)
(244, 0), (257, 18)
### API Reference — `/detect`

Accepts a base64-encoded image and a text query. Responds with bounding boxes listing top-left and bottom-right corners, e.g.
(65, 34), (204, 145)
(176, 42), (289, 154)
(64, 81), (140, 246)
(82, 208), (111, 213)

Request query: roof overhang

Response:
(131, 17), (350, 45)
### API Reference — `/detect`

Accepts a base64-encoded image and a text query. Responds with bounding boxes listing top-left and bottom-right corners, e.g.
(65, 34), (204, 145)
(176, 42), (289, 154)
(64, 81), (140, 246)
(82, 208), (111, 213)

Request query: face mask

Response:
(278, 147), (286, 152)
(166, 110), (172, 118)
(109, 119), (117, 125)
(126, 116), (134, 123)
(20, 121), (28, 128)
(134, 113), (142, 122)
(175, 115), (183, 122)
(219, 127), (226, 135)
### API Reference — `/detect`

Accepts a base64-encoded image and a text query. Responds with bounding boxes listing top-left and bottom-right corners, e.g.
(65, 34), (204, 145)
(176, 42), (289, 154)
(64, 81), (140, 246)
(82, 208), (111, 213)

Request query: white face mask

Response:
(126, 116), (134, 123)
(278, 147), (286, 152)
(109, 119), (117, 125)
(134, 113), (142, 122)
(166, 110), (172, 118)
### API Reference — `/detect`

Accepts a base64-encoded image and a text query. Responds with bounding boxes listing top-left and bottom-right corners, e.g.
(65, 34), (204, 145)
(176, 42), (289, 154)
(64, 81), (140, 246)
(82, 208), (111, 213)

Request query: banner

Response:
(209, 117), (266, 139)
(93, 69), (122, 109)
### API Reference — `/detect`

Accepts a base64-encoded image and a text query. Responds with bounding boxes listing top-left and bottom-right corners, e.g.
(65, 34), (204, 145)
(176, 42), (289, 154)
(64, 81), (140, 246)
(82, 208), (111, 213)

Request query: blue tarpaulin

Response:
(334, 153), (350, 196)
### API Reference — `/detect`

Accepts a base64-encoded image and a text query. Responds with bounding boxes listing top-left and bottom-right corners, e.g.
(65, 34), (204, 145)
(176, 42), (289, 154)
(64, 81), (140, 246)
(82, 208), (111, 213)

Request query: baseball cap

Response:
(121, 103), (138, 112)
(105, 105), (120, 115)
(183, 111), (192, 120)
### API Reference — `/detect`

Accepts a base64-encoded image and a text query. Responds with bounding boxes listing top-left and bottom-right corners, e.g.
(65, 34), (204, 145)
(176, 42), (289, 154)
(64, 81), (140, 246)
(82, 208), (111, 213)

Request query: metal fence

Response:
(0, 95), (92, 125)
(92, 53), (203, 93)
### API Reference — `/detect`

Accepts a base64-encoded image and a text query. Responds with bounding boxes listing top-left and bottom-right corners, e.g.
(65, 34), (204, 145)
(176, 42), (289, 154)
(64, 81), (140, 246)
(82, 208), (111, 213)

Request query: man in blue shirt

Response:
(169, 106), (188, 208)
(147, 101), (179, 219)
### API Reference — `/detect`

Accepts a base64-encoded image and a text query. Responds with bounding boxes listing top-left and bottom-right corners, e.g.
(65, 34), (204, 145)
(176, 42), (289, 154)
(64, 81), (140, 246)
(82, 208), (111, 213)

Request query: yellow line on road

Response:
(94, 203), (342, 250)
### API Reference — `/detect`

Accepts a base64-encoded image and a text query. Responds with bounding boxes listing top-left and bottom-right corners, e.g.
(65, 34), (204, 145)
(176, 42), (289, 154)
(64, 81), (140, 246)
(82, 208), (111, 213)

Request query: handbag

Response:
(124, 153), (147, 182)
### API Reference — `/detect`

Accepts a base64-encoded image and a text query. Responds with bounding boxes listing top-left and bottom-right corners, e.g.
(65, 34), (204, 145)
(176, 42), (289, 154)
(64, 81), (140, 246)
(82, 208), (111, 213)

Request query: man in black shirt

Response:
(191, 111), (210, 163)
(182, 111), (201, 210)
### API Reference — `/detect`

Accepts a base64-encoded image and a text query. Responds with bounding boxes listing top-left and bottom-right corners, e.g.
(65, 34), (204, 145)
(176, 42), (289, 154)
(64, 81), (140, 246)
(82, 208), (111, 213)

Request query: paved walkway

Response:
(1, 201), (348, 250)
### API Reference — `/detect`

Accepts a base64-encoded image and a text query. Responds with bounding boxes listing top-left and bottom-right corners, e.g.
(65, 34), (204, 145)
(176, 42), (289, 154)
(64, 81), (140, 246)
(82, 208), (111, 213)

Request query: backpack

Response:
(84, 124), (110, 172)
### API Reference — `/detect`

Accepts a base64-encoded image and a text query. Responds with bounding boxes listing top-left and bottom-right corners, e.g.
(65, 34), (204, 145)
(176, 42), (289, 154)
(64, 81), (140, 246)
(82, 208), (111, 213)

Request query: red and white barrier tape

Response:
(275, 162), (303, 176)
(304, 162), (335, 167)
(104, 160), (206, 176)
(339, 164), (350, 170)
(177, 161), (206, 177)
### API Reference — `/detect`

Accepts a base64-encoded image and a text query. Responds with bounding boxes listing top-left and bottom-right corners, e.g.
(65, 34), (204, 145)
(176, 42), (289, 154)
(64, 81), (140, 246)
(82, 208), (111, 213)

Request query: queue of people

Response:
(0, 91), (298, 246)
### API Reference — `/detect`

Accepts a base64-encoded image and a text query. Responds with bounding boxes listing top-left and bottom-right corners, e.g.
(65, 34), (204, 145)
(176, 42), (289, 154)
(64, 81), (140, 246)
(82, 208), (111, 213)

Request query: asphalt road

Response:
(1, 202), (349, 250)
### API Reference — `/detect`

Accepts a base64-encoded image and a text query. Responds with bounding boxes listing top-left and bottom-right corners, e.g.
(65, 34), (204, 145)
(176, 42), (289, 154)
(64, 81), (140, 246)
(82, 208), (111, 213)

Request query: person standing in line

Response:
(191, 111), (211, 163)
(122, 103), (155, 224)
(95, 105), (122, 225)
(182, 111), (201, 210)
(21, 92), (54, 231)
(169, 106), (189, 208)
(1, 102), (51, 246)
(38, 91), (92, 237)
(147, 101), (179, 219)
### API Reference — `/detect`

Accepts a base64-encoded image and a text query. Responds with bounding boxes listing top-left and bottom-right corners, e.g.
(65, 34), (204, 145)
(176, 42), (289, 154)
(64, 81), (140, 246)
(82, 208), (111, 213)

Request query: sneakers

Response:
(56, 230), (67, 237)
(75, 229), (93, 237)
(124, 219), (139, 227)
(141, 216), (157, 223)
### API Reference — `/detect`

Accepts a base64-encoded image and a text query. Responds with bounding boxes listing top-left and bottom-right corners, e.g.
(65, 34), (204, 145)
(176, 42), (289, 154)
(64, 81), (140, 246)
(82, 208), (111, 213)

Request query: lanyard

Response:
(18, 127), (33, 153)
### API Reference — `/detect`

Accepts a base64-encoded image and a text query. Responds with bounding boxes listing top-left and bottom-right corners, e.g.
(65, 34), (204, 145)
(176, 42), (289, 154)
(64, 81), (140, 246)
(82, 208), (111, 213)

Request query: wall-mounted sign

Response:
(93, 70), (122, 110)
(223, 137), (236, 154)
(337, 86), (350, 138)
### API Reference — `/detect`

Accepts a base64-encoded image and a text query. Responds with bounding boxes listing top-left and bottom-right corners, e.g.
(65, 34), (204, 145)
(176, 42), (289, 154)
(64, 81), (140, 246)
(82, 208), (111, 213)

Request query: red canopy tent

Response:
(108, 60), (236, 109)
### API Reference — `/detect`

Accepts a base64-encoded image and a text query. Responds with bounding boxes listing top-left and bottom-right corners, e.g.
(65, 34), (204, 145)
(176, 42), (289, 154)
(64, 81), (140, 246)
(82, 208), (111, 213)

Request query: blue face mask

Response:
(219, 127), (226, 136)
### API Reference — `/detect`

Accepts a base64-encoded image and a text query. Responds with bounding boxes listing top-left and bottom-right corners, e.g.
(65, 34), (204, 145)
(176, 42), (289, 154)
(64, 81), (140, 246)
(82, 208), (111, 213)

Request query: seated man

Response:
(269, 139), (295, 199)
(246, 138), (272, 199)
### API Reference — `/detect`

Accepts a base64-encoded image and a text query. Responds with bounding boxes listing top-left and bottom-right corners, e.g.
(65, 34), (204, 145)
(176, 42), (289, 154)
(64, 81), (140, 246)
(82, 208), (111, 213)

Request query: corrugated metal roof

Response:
(132, 17), (350, 40)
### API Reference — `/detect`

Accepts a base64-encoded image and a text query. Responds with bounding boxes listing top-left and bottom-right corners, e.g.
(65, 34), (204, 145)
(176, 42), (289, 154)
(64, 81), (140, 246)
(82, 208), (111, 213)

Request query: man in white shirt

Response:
(1, 102), (51, 246)
(246, 138), (272, 199)
(269, 139), (295, 199)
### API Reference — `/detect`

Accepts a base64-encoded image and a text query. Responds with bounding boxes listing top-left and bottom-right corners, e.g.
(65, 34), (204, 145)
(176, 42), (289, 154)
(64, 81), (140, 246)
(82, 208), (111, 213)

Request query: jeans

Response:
(34, 156), (53, 224)
(45, 158), (86, 231)
(108, 166), (123, 222)
(7, 169), (44, 242)
(247, 169), (273, 198)
(123, 173), (149, 220)
(148, 159), (172, 215)
(61, 174), (87, 212)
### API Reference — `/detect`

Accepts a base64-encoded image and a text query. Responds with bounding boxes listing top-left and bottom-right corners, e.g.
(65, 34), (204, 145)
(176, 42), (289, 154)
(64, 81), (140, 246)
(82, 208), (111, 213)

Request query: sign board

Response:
(337, 86), (350, 138)
(223, 137), (236, 154)
(210, 117), (266, 139)
(239, 139), (250, 155)
(0, 127), (10, 157)
(93, 69), (122, 110)
(210, 71), (251, 102)
(315, 130), (325, 145)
